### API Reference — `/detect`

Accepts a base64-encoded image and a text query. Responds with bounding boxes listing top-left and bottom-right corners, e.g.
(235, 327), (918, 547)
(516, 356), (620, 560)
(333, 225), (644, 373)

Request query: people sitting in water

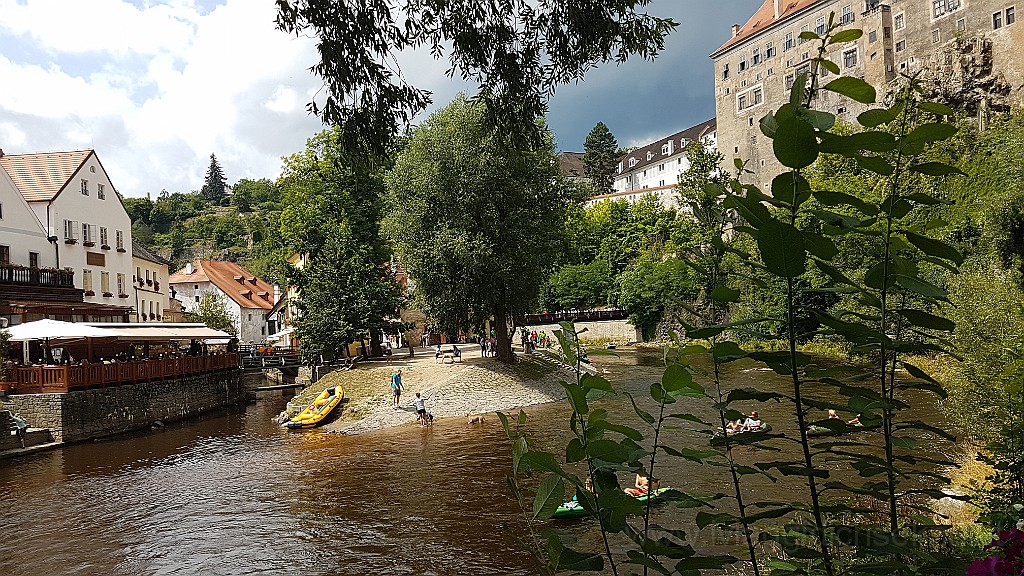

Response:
(742, 411), (762, 431)
(828, 409), (841, 420)
(848, 414), (862, 426)
(726, 419), (744, 432)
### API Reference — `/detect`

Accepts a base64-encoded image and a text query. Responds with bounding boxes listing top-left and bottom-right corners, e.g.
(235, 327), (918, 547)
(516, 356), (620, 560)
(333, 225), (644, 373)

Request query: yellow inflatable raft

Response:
(284, 385), (344, 429)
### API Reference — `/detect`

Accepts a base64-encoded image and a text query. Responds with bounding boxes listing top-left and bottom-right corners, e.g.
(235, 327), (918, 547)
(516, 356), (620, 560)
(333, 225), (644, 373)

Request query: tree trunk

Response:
(494, 302), (514, 363)
(367, 331), (382, 358)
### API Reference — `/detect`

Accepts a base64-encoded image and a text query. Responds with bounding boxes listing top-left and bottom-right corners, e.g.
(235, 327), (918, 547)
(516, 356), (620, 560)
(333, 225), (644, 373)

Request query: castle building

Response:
(587, 118), (718, 208)
(711, 0), (1024, 188)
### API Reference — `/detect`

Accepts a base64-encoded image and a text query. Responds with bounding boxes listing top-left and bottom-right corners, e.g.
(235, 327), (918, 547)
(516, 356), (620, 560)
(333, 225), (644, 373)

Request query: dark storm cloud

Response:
(547, 0), (763, 151)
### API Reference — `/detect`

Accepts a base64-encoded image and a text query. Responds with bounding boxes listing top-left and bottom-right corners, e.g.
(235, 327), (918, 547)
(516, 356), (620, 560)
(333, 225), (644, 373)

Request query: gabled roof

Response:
(132, 239), (169, 266)
(168, 260), (276, 310)
(0, 149), (93, 202)
(558, 152), (586, 178)
(711, 0), (820, 57)
(617, 118), (717, 176)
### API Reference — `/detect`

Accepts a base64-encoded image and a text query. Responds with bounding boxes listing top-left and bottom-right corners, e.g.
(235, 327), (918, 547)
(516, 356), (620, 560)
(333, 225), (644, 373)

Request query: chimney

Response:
(732, 24), (740, 37)
(185, 262), (194, 275)
(774, 0), (781, 18)
(0, 148), (4, 157)
(273, 284), (282, 304)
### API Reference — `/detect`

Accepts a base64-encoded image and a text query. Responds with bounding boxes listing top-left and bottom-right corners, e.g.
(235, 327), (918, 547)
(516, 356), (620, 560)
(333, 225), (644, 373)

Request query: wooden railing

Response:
(1, 353), (239, 394)
(0, 263), (75, 288)
(524, 308), (629, 325)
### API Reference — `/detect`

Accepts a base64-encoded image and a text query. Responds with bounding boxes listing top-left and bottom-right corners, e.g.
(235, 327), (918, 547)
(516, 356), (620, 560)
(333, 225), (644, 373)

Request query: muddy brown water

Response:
(0, 352), (951, 575)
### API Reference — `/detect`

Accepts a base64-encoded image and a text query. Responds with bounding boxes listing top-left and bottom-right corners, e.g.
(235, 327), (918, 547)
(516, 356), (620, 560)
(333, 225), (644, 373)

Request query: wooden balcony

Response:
(0, 264), (75, 288)
(2, 353), (239, 394)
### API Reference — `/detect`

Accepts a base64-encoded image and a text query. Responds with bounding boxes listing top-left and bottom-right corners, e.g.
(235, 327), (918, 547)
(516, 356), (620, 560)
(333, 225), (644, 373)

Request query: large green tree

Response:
(275, 1), (676, 155)
(582, 122), (620, 194)
(385, 96), (577, 362)
(201, 153), (228, 204)
(279, 128), (404, 360)
(193, 293), (236, 337)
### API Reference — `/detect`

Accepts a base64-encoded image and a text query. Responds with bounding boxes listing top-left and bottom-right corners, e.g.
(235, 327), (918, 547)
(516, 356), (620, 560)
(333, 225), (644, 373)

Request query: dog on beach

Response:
(466, 412), (485, 424)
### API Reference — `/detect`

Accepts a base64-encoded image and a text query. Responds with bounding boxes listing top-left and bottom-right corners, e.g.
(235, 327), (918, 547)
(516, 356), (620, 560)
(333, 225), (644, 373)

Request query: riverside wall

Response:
(525, 319), (641, 343)
(5, 370), (248, 443)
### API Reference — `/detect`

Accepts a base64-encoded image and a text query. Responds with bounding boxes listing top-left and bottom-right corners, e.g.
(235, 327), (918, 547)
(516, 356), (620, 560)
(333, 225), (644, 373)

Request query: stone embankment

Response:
(284, 352), (573, 435)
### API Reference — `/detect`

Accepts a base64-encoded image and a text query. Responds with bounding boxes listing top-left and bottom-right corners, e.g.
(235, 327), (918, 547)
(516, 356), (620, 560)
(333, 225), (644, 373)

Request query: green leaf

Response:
(858, 107), (899, 128)
(791, 75), (808, 107)
(909, 161), (965, 176)
(802, 231), (839, 260)
(513, 436), (528, 473)
(580, 373), (614, 392)
(591, 421), (644, 441)
(771, 172), (812, 207)
(893, 274), (948, 301)
(812, 189), (879, 216)
(829, 28), (863, 43)
(711, 341), (748, 363)
(920, 101), (955, 115)
(555, 547), (604, 571)
(856, 154), (894, 175)
(663, 446), (719, 463)
(816, 58), (840, 74)
(562, 381), (589, 414)
(773, 117), (819, 169)
(710, 284), (740, 303)
(904, 122), (958, 145)
(566, 438), (586, 462)
(674, 556), (738, 571)
(798, 31), (819, 40)
(696, 511), (739, 528)
(803, 109), (836, 131)
(627, 392), (656, 425)
(496, 411), (512, 441)
(760, 112), (779, 138)
(758, 218), (806, 278)
(818, 131), (896, 154)
(823, 76), (876, 103)
(904, 231), (964, 264)
(587, 439), (629, 463)
(895, 308), (955, 332)
(533, 476), (565, 519)
(663, 364), (703, 397)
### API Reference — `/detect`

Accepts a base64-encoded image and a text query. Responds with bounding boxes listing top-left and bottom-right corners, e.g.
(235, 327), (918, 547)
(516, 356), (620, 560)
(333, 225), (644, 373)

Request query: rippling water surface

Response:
(0, 352), (950, 575)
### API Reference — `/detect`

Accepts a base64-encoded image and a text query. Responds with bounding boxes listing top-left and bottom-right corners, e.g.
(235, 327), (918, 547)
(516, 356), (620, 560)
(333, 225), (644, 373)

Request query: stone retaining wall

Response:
(525, 319), (641, 343)
(5, 370), (246, 443)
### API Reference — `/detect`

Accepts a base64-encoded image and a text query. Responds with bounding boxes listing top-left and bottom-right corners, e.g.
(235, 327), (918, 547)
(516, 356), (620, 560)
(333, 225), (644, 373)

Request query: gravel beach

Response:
(289, 350), (572, 434)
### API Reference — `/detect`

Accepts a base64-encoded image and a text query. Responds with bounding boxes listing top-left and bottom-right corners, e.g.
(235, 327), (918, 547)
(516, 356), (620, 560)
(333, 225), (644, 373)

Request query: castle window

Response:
(784, 32), (795, 51)
(895, 39), (906, 52)
(739, 58), (748, 71)
(934, 0), (946, 17)
(869, 30), (877, 42)
(815, 17), (826, 35)
(843, 48), (858, 68)
(722, 63), (730, 80)
(932, 28), (940, 42)
(894, 12), (905, 29)
(765, 41), (776, 58)
(993, 10), (1003, 28)
(799, 25), (809, 43)
(752, 46), (762, 65)
(1007, 7), (1016, 24)
(841, 5), (854, 24)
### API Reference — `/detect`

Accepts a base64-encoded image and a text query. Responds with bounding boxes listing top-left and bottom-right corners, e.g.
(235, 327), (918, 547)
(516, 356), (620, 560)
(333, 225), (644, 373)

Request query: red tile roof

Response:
(0, 150), (93, 202)
(711, 0), (820, 57)
(169, 260), (276, 310)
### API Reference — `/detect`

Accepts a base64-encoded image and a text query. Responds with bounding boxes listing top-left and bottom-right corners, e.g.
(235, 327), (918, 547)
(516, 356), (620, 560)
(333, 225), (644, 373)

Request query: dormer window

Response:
(661, 143), (670, 155)
(247, 277), (257, 285)
(628, 158), (638, 167)
(234, 275), (244, 283)
(646, 151), (654, 161)
(241, 289), (253, 298)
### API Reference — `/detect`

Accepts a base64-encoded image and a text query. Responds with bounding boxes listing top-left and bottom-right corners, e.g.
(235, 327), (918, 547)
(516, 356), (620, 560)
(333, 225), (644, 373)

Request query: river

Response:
(0, 352), (951, 575)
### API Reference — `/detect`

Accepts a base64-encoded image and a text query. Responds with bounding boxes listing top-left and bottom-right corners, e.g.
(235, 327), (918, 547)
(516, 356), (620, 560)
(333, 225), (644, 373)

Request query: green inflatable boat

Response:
(552, 487), (670, 519)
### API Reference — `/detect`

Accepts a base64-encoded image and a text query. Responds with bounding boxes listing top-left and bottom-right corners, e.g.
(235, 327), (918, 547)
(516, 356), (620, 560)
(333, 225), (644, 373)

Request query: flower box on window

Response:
(146, 279), (153, 286)
(83, 241), (96, 247)
(116, 247), (126, 253)
(118, 293), (129, 299)
(102, 291), (113, 298)
(101, 244), (111, 250)
(154, 281), (160, 291)
(84, 290), (95, 296)
(65, 238), (78, 245)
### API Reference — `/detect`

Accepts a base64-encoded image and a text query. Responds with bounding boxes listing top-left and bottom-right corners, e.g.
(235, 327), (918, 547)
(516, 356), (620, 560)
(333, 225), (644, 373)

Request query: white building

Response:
(132, 240), (170, 323)
(0, 149), (133, 321)
(587, 119), (718, 208)
(0, 162), (56, 270)
(168, 260), (276, 343)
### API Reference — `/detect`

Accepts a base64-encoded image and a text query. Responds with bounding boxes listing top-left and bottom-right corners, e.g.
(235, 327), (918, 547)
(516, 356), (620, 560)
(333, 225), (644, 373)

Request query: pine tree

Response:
(583, 122), (619, 194)
(201, 153), (227, 203)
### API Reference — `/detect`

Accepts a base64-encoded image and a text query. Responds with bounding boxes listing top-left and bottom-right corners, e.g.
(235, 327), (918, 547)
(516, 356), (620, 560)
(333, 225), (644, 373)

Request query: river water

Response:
(0, 352), (951, 575)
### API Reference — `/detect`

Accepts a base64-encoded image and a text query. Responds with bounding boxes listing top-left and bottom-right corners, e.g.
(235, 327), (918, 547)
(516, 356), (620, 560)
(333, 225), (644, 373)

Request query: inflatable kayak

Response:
(284, 385), (344, 429)
(552, 487), (670, 519)
(807, 422), (879, 437)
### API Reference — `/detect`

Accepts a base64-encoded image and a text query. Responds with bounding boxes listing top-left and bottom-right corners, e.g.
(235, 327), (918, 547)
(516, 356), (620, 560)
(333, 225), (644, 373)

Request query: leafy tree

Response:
(193, 293), (236, 337)
(122, 196), (153, 225)
(275, 1), (676, 155)
(614, 252), (692, 339)
(231, 178), (281, 213)
(279, 127), (404, 359)
(583, 122), (620, 194)
(543, 260), (612, 311)
(201, 153), (228, 204)
(385, 95), (578, 362)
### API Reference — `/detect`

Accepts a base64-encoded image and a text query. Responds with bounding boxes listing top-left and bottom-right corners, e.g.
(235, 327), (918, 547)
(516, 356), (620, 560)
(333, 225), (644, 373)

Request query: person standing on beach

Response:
(414, 392), (429, 425)
(390, 370), (403, 407)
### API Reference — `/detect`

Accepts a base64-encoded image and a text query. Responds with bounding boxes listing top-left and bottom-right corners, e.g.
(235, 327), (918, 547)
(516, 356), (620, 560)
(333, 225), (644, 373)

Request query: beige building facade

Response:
(712, 0), (1024, 189)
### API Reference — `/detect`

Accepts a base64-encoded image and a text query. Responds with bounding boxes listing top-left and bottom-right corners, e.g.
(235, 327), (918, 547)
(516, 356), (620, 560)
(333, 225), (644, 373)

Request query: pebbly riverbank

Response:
(284, 351), (573, 434)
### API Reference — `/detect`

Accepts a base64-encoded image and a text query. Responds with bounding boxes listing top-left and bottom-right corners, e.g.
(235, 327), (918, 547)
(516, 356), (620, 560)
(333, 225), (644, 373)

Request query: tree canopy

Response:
(279, 127), (405, 359)
(275, 1), (677, 154)
(201, 153), (228, 204)
(193, 293), (236, 337)
(583, 122), (620, 194)
(385, 95), (578, 361)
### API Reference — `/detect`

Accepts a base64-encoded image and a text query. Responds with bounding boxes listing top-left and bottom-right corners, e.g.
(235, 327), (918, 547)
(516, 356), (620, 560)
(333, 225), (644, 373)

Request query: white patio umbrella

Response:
(5, 319), (120, 342)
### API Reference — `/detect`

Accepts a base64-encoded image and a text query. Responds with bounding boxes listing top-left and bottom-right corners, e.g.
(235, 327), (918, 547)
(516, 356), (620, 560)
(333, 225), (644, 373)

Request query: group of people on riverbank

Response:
(390, 370), (432, 426)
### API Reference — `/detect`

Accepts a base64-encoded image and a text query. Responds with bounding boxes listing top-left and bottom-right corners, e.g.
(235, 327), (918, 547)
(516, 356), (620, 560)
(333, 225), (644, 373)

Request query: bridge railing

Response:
(523, 308), (628, 325)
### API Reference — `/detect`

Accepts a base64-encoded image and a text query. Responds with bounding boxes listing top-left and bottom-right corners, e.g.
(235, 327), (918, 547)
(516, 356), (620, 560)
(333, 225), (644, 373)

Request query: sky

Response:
(0, 0), (762, 198)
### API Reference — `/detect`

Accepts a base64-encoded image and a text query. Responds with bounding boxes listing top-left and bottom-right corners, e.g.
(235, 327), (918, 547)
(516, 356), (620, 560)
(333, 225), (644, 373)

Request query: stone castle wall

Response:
(5, 370), (246, 443)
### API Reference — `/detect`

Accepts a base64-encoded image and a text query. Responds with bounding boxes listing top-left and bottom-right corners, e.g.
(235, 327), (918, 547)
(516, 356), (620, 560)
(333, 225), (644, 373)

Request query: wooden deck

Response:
(3, 353), (239, 394)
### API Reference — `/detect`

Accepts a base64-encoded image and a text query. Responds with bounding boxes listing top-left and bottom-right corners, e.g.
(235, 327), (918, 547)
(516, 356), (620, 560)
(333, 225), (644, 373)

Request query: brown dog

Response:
(466, 412), (485, 424)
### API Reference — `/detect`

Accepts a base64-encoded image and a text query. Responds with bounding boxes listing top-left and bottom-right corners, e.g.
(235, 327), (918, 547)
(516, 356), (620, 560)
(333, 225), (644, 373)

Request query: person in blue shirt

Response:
(390, 370), (403, 407)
